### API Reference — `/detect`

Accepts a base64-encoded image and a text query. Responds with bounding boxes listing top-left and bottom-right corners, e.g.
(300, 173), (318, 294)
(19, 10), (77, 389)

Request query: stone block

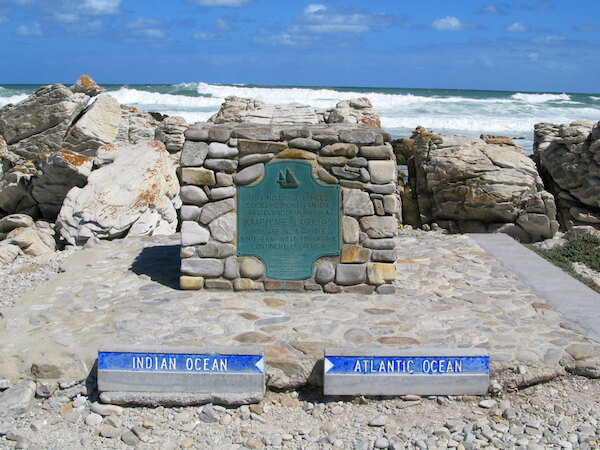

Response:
(321, 143), (358, 158)
(348, 157), (368, 167)
(184, 127), (209, 142)
(342, 216), (360, 244)
(180, 185), (209, 206)
(367, 263), (396, 285)
(0, 381), (36, 418)
(359, 144), (393, 159)
(288, 138), (320, 151)
(180, 141), (208, 167)
(365, 183), (396, 194)
(232, 127), (281, 141)
(197, 242), (236, 258)
(199, 198), (235, 224)
(239, 257), (265, 279)
(237, 139), (287, 155)
(360, 216), (398, 238)
(181, 258), (224, 278)
(264, 280), (304, 290)
(315, 262), (335, 284)
(343, 189), (374, 217)
(362, 238), (396, 249)
(180, 276), (204, 290)
(181, 221), (210, 246)
(367, 160), (397, 184)
(280, 128), (311, 140)
(204, 158), (238, 173)
(341, 245), (371, 263)
(316, 167), (338, 184)
(216, 173), (233, 187)
(324, 281), (342, 293)
(208, 127), (232, 143)
(312, 130), (339, 145)
(181, 168), (216, 186)
(209, 186), (236, 201)
(209, 213), (235, 243)
(371, 250), (396, 262)
(323, 348), (489, 396)
(275, 148), (317, 160)
(238, 153), (274, 168)
(375, 284), (396, 295)
(317, 156), (348, 169)
(233, 278), (264, 291)
(342, 284), (375, 295)
(204, 279), (233, 290)
(339, 130), (378, 145)
(332, 166), (360, 180)
(208, 142), (238, 158)
(97, 345), (265, 405)
(383, 194), (400, 214)
(234, 163), (265, 186)
(180, 246), (196, 258)
(180, 205), (201, 221)
(335, 264), (367, 285)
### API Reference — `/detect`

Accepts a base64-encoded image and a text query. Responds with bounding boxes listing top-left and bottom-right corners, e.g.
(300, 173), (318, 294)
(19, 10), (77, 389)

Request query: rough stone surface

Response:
(343, 189), (374, 217)
(155, 116), (187, 153)
(234, 163), (264, 186)
(57, 141), (180, 245)
(0, 381), (35, 418)
(359, 216), (398, 238)
(335, 263), (367, 285)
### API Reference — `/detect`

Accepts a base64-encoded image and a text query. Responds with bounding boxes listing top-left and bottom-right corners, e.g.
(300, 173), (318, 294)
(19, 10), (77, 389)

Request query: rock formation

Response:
(534, 120), (600, 230)
(402, 127), (559, 242)
(57, 141), (180, 246)
(209, 96), (382, 128)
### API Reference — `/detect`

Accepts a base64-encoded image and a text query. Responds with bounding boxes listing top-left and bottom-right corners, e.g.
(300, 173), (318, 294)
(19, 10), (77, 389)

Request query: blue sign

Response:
(98, 352), (265, 374)
(237, 160), (340, 280)
(324, 356), (489, 375)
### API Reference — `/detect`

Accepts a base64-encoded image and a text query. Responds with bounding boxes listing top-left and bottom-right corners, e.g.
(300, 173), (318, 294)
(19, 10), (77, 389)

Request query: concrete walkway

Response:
(468, 233), (600, 343)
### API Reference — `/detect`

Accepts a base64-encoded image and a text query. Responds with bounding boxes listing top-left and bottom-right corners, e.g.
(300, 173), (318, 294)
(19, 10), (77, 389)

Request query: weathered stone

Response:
(239, 257), (265, 279)
(348, 157), (368, 167)
(209, 212), (235, 243)
(326, 98), (382, 128)
(180, 276), (204, 290)
(184, 127), (210, 142)
(70, 74), (103, 96)
(312, 130), (339, 145)
(181, 221), (210, 246)
(367, 263), (396, 285)
(288, 138), (320, 151)
(208, 127), (232, 143)
(208, 142), (238, 159)
(0, 381), (36, 418)
(180, 246), (195, 258)
(360, 144), (393, 159)
(371, 250), (396, 262)
(332, 166), (360, 180)
(0, 214), (35, 233)
(216, 172), (233, 187)
(234, 163), (265, 186)
(516, 213), (555, 241)
(341, 245), (371, 263)
(155, 116), (187, 152)
(237, 139), (287, 156)
(204, 279), (233, 290)
(5, 227), (55, 256)
(343, 189), (374, 217)
(360, 216), (398, 238)
(209, 186), (236, 201)
(238, 153), (274, 168)
(199, 198), (235, 224)
(362, 238), (395, 249)
(367, 160), (397, 184)
(180, 185), (209, 205)
(223, 256), (239, 280)
(231, 126), (281, 141)
(275, 148), (317, 160)
(264, 280), (303, 290)
(197, 242), (236, 258)
(180, 205), (201, 221)
(317, 156), (348, 169)
(115, 105), (159, 145)
(0, 161), (38, 215)
(280, 128), (311, 140)
(321, 143), (358, 158)
(181, 167), (216, 186)
(365, 183), (396, 194)
(204, 158), (238, 173)
(181, 258), (224, 278)
(180, 141), (208, 167)
(233, 278), (264, 291)
(339, 131), (378, 145)
(315, 262), (335, 284)
(373, 198), (385, 215)
(383, 194), (400, 214)
(342, 216), (360, 244)
(335, 264), (367, 285)
(0, 243), (20, 264)
(316, 167), (338, 184)
(376, 284), (396, 295)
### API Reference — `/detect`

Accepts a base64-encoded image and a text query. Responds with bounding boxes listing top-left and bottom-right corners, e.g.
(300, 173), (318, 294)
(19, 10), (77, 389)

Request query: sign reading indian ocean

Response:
(324, 348), (490, 396)
(97, 345), (265, 395)
(237, 160), (340, 280)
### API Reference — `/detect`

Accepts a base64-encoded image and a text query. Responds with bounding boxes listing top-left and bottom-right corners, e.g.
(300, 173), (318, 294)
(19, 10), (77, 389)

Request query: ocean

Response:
(1, 82), (599, 154)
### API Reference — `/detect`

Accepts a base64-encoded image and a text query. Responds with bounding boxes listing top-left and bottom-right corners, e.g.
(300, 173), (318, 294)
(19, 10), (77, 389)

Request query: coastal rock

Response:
(408, 128), (559, 242)
(57, 141), (180, 245)
(115, 105), (160, 144)
(209, 96), (266, 124)
(0, 381), (36, 418)
(31, 151), (93, 220)
(0, 160), (38, 216)
(325, 98), (382, 128)
(534, 120), (600, 230)
(155, 116), (188, 153)
(209, 96), (320, 125)
(0, 83), (90, 160)
(63, 94), (122, 155)
(4, 225), (56, 256)
(70, 74), (103, 96)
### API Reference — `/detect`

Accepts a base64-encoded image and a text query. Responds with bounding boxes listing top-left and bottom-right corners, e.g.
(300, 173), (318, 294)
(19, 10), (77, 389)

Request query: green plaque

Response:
(237, 160), (340, 280)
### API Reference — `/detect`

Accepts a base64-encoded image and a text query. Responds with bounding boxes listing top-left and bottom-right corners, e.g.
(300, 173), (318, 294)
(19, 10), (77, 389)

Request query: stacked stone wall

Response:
(179, 123), (400, 294)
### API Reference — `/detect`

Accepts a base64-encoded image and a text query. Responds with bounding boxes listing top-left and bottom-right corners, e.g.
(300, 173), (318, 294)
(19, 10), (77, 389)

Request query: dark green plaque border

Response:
(237, 160), (341, 280)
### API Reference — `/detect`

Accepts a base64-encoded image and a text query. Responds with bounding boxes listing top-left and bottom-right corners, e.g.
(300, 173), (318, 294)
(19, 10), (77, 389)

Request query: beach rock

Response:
(209, 96), (266, 124)
(0, 83), (90, 160)
(0, 243), (20, 264)
(115, 105), (160, 144)
(534, 120), (600, 231)
(209, 96), (320, 125)
(63, 94), (121, 155)
(0, 381), (36, 418)
(4, 226), (55, 256)
(31, 151), (93, 220)
(325, 98), (382, 128)
(0, 160), (38, 216)
(57, 141), (180, 245)
(408, 128), (559, 242)
(70, 74), (103, 96)
(155, 116), (188, 153)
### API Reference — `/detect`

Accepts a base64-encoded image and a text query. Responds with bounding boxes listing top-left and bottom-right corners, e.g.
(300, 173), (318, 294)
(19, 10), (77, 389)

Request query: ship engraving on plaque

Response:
(237, 160), (340, 280)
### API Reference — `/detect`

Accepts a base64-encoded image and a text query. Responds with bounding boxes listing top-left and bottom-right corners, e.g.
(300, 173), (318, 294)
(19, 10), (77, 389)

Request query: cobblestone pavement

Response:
(1, 230), (599, 391)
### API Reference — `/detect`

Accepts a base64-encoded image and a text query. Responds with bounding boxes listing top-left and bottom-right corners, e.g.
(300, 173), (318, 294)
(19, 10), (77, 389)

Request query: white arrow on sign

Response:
(255, 357), (265, 373)
(324, 357), (333, 374)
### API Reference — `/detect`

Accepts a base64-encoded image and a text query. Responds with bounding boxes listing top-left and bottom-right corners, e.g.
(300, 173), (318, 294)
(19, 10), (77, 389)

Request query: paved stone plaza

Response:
(1, 229), (599, 391)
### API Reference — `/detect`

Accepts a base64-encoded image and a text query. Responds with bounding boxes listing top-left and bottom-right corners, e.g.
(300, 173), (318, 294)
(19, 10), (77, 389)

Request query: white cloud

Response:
(506, 22), (530, 32)
(478, 3), (503, 14)
(531, 34), (566, 43)
(125, 17), (166, 40)
(189, 0), (250, 6)
(432, 16), (478, 31)
(79, 0), (121, 15)
(304, 4), (326, 15)
(15, 21), (43, 36)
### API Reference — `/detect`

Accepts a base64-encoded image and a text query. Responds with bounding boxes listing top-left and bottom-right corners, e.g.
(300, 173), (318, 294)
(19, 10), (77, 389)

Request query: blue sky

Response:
(0, 0), (598, 92)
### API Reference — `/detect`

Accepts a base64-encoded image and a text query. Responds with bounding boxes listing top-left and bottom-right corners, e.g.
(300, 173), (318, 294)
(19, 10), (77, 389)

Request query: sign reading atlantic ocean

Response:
(237, 160), (340, 280)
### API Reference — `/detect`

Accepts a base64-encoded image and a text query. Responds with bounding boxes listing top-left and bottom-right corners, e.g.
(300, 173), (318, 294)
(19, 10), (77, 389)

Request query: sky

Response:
(0, 0), (598, 92)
